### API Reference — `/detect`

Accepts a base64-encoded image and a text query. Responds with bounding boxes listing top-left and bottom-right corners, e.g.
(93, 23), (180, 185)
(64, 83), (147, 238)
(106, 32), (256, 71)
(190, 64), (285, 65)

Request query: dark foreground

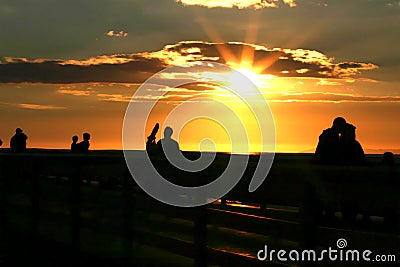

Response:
(0, 150), (398, 266)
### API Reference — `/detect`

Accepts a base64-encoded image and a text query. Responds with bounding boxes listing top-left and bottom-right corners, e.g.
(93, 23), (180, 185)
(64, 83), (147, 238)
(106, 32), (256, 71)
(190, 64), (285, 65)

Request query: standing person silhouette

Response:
(0, 139), (2, 147)
(157, 127), (180, 159)
(77, 133), (91, 153)
(10, 128), (28, 152)
(71, 135), (79, 152)
(313, 117), (346, 164)
(339, 123), (365, 165)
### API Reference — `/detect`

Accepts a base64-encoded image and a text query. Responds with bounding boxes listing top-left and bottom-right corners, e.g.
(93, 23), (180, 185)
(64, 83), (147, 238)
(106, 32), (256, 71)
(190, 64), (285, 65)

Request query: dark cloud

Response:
(0, 0), (397, 86)
(0, 41), (378, 83)
(0, 56), (166, 83)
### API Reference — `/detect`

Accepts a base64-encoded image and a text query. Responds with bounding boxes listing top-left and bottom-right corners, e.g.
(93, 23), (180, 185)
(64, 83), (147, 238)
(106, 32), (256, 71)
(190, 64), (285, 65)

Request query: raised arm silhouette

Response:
(146, 123), (159, 156)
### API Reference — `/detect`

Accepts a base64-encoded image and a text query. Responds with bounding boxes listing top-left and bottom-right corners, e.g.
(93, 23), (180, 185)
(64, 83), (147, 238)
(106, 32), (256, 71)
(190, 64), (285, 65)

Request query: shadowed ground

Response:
(0, 150), (398, 266)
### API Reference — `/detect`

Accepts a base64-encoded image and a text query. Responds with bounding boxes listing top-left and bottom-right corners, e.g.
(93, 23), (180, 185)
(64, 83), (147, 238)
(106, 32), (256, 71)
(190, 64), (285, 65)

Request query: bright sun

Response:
(236, 67), (261, 86)
(226, 61), (263, 88)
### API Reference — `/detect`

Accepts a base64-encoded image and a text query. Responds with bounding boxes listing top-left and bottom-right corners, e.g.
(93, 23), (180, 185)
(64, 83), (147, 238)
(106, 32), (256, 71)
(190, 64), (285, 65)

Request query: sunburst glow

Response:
(225, 62), (263, 88)
(235, 67), (261, 86)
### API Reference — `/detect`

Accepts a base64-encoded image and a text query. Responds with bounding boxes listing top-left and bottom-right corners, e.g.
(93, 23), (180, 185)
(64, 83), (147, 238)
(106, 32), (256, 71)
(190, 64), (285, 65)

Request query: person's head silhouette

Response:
(164, 127), (173, 139)
(72, 135), (78, 143)
(16, 128), (23, 134)
(332, 117), (346, 133)
(83, 133), (91, 141)
(342, 123), (356, 141)
(333, 117), (346, 125)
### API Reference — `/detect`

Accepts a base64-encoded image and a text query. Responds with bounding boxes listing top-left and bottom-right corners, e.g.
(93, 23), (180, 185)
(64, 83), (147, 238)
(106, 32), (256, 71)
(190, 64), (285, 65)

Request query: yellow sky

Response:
(1, 79), (398, 154)
(0, 41), (398, 154)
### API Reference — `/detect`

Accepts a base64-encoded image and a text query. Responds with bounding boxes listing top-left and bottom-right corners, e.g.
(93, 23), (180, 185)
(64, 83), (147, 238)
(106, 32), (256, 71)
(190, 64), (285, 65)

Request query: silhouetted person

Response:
(71, 135), (79, 152)
(314, 118), (365, 165)
(157, 127), (180, 159)
(339, 123), (365, 165)
(0, 139), (2, 147)
(146, 123), (159, 156)
(10, 128), (28, 152)
(382, 152), (395, 167)
(313, 117), (346, 164)
(77, 133), (90, 153)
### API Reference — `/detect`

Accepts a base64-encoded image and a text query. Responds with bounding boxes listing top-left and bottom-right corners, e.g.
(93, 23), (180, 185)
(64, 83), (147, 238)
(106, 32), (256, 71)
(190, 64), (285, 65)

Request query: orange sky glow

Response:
(1, 1), (399, 154)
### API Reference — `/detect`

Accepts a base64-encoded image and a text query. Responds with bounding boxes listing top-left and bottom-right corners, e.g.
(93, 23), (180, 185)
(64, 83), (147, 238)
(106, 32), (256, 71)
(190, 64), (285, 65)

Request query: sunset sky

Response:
(0, 0), (399, 153)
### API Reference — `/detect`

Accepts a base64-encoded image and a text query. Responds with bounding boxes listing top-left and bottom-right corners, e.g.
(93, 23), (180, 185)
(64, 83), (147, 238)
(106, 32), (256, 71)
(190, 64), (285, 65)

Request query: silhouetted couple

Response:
(10, 128), (28, 152)
(313, 117), (365, 165)
(71, 133), (91, 153)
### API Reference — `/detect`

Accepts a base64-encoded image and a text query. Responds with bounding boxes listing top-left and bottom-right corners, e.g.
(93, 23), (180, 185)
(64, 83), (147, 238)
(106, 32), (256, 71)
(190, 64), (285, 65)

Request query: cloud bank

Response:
(176, 0), (296, 9)
(0, 41), (378, 84)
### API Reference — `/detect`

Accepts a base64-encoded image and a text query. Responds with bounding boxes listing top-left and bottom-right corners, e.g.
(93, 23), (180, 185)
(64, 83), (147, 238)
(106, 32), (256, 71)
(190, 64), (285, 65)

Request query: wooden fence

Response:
(0, 151), (398, 266)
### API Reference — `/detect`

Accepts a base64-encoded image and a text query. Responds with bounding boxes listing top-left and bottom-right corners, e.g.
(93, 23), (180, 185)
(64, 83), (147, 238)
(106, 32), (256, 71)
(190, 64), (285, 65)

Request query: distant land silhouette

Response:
(301, 148), (400, 155)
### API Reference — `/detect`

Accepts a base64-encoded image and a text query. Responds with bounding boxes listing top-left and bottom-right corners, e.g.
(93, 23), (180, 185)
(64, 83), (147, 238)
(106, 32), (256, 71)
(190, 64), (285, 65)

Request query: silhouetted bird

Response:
(10, 128), (28, 152)
(77, 132), (90, 153)
(71, 135), (79, 152)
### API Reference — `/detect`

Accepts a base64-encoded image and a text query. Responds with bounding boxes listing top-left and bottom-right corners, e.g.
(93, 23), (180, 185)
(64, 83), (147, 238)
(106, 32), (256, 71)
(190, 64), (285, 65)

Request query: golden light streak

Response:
(17, 103), (66, 110)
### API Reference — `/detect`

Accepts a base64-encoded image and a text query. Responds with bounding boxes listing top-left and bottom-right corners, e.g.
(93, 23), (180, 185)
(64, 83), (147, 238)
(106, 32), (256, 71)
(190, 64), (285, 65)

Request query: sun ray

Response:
(240, 12), (261, 67)
(191, 8), (239, 63)
(192, 10), (281, 80)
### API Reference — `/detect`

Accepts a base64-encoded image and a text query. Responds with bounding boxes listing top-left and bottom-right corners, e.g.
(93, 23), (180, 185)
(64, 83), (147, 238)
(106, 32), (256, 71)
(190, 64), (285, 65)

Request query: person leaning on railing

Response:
(76, 132), (91, 153)
(10, 128), (28, 152)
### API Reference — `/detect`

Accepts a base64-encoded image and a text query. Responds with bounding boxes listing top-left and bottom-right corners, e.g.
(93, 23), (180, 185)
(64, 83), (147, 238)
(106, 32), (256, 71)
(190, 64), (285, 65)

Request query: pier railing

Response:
(0, 151), (398, 266)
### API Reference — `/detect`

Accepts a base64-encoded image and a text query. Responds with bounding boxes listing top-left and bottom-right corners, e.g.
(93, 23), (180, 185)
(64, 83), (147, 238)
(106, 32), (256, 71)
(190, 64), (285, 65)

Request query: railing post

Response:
(28, 157), (42, 266)
(71, 158), (82, 257)
(31, 159), (40, 240)
(300, 181), (320, 265)
(122, 170), (133, 266)
(0, 154), (8, 243)
(220, 197), (227, 206)
(194, 205), (207, 267)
